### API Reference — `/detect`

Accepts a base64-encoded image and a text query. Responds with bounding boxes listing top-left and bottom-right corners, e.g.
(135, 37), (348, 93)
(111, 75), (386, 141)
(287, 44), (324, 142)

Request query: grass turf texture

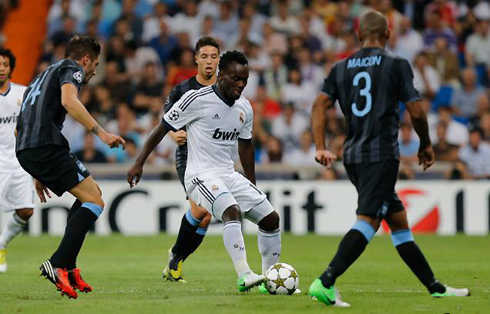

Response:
(0, 234), (488, 314)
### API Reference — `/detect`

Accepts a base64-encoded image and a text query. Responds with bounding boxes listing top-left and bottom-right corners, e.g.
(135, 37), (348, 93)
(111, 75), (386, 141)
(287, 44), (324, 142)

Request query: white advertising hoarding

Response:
(1, 181), (488, 235)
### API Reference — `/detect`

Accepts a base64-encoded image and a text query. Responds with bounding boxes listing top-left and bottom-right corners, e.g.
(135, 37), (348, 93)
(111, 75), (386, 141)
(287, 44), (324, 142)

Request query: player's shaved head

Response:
(359, 11), (389, 42)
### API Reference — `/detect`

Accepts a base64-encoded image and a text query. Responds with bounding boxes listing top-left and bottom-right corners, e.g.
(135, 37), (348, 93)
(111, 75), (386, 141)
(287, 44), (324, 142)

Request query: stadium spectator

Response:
(148, 19), (178, 67)
(47, 0), (83, 36)
(263, 52), (288, 100)
(142, 2), (170, 43)
(475, 94), (490, 120)
(427, 36), (460, 86)
(269, 0), (300, 36)
(389, 16), (423, 65)
(433, 122), (459, 162)
(423, 10), (457, 52)
(116, 0), (143, 42)
(197, 0), (220, 20)
(214, 1), (239, 43)
(132, 62), (164, 115)
(261, 23), (288, 55)
(435, 106), (469, 146)
(242, 3), (267, 43)
(49, 15), (77, 47)
(424, 0), (458, 28)
(251, 85), (282, 120)
(412, 51), (441, 99)
(458, 127), (490, 179)
(451, 68), (486, 118)
(74, 133), (108, 164)
(280, 68), (316, 114)
(296, 47), (325, 88)
(271, 102), (309, 153)
(170, 1), (201, 45)
(285, 130), (317, 166)
(194, 15), (224, 46)
(465, 18), (490, 72)
(91, 85), (117, 125)
(399, 123), (419, 162)
(123, 40), (164, 85)
(445, 159), (472, 180)
(164, 48), (198, 96)
(228, 19), (261, 51)
(263, 136), (284, 163)
(479, 111), (490, 143)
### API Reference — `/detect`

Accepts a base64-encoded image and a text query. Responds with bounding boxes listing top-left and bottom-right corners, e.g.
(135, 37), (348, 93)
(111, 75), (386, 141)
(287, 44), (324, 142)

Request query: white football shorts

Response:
(186, 171), (273, 222)
(0, 171), (35, 211)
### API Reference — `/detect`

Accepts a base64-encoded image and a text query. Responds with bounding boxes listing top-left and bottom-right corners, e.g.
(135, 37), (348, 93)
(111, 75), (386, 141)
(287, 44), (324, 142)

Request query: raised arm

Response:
(61, 83), (125, 148)
(311, 92), (337, 169)
(238, 139), (256, 185)
(405, 100), (434, 170)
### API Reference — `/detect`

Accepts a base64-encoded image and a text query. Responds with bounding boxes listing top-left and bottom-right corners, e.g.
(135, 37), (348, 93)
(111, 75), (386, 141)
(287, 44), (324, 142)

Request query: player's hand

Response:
(99, 131), (126, 149)
(169, 130), (187, 145)
(418, 145), (435, 171)
(127, 162), (143, 188)
(35, 180), (51, 203)
(315, 150), (337, 169)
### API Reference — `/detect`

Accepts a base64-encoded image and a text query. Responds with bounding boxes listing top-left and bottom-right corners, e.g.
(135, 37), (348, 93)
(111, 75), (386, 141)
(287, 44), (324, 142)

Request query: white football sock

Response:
(0, 213), (27, 249)
(258, 228), (281, 273)
(223, 221), (250, 278)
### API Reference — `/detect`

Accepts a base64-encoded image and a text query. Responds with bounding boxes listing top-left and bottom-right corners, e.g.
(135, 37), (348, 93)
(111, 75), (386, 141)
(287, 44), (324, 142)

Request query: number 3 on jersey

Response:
(351, 71), (372, 117)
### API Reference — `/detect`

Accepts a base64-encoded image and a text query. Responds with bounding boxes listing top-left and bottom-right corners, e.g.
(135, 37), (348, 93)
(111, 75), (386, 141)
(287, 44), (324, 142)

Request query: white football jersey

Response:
(0, 83), (27, 172)
(163, 85), (253, 181)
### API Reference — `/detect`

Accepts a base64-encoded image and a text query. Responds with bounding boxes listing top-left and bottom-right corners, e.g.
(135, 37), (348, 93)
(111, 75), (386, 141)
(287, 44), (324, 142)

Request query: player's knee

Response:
(15, 208), (34, 221)
(258, 211), (280, 231)
(222, 205), (241, 222)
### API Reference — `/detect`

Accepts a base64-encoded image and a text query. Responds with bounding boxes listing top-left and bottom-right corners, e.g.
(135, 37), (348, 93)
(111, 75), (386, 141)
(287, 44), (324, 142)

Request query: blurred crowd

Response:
(33, 0), (490, 180)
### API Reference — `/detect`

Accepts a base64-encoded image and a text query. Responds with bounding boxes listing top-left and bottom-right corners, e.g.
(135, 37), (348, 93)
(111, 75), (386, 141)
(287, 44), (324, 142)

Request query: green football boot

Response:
(308, 278), (350, 307)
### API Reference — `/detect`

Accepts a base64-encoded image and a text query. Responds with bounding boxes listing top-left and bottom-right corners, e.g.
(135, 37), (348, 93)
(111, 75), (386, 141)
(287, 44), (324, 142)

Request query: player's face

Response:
(0, 56), (11, 84)
(220, 62), (249, 100)
(195, 46), (219, 79)
(82, 55), (99, 84)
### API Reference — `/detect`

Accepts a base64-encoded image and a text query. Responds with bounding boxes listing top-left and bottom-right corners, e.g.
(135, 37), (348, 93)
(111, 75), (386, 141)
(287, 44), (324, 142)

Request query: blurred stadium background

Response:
(0, 1), (489, 236)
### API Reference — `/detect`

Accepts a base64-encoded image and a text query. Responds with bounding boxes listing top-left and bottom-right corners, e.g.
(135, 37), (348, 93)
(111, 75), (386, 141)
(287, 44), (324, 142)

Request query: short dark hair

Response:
(195, 36), (220, 54)
(470, 126), (483, 136)
(0, 48), (16, 75)
(65, 35), (101, 61)
(218, 50), (248, 72)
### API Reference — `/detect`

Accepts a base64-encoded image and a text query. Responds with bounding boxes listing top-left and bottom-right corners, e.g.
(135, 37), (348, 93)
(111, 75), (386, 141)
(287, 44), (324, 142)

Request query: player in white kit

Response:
(128, 51), (281, 292)
(0, 48), (35, 273)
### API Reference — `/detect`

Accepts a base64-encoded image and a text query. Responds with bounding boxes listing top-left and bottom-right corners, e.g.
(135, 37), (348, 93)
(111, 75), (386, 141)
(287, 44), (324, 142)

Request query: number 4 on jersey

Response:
(21, 69), (50, 111)
(351, 71), (372, 117)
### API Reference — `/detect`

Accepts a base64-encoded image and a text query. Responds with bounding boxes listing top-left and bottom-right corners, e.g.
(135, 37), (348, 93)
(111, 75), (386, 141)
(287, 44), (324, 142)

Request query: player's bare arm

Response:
(61, 84), (125, 149)
(238, 138), (256, 185)
(168, 130), (187, 145)
(405, 100), (435, 171)
(311, 92), (337, 169)
(127, 122), (169, 187)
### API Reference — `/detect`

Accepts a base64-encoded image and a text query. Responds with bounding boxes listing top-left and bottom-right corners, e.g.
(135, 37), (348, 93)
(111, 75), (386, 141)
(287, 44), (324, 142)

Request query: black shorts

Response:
(345, 159), (404, 218)
(17, 145), (91, 197)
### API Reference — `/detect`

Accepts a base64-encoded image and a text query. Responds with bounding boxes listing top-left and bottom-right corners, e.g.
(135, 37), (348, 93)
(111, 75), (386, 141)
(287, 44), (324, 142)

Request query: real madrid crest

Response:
(239, 111), (245, 123)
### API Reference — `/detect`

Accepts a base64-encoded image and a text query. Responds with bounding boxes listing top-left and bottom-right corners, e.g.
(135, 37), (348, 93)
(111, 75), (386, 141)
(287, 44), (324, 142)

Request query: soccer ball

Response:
(264, 263), (299, 295)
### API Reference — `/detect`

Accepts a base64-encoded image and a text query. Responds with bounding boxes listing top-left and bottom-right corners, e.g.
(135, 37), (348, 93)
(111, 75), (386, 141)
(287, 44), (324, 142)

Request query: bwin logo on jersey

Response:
(73, 71), (83, 83)
(212, 128), (240, 140)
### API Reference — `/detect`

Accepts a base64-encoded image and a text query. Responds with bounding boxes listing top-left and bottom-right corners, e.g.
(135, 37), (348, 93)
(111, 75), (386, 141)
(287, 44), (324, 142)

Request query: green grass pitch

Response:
(0, 234), (488, 314)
